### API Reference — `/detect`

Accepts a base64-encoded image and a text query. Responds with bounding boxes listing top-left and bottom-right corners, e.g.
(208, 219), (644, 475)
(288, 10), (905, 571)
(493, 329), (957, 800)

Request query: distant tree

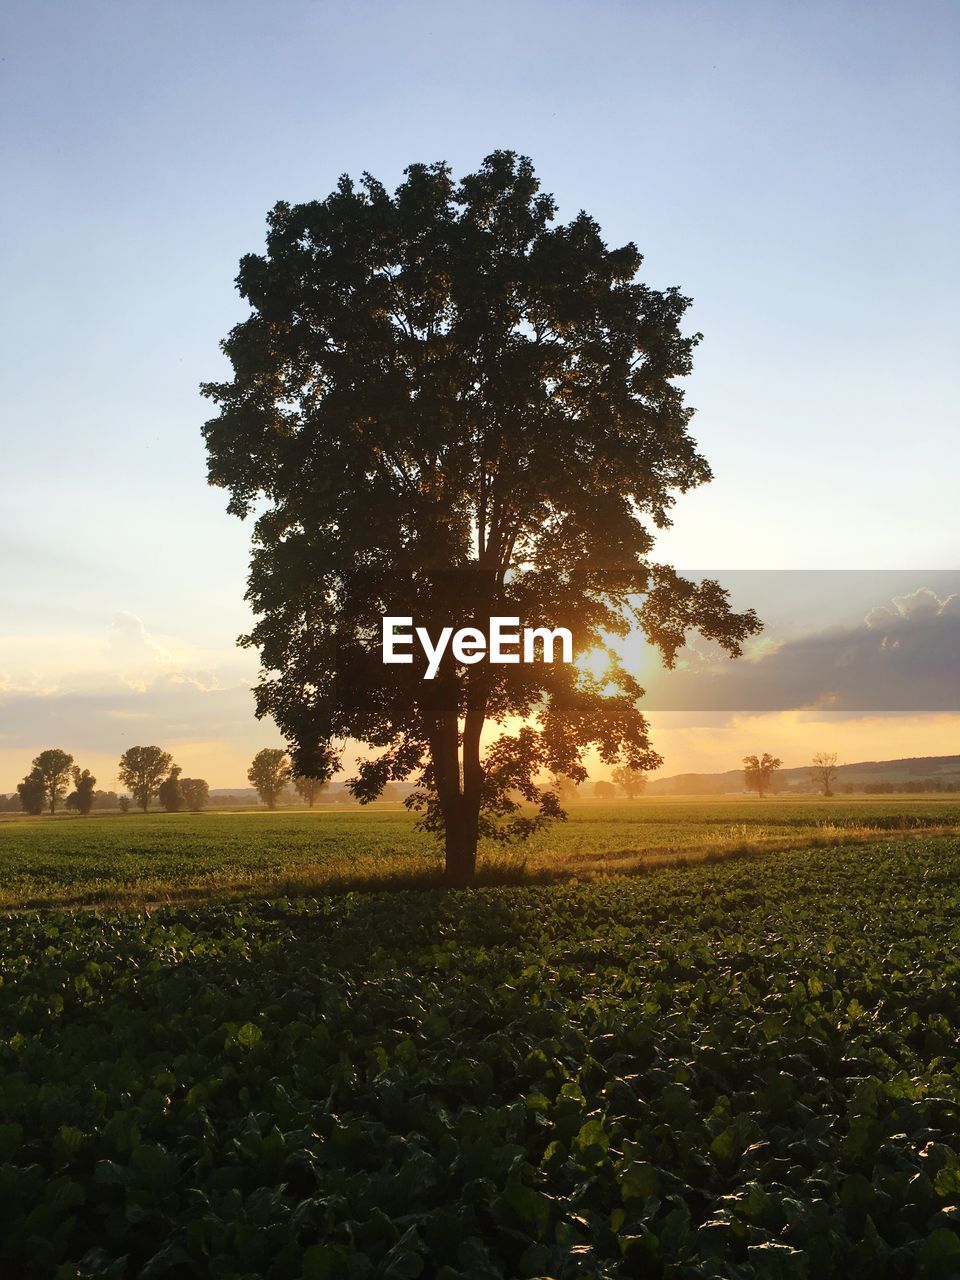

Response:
(247, 749), (292, 810)
(293, 775), (328, 807)
(743, 753), (782, 798)
(65, 767), (97, 816)
(593, 780), (617, 800)
(118, 796), (131, 814)
(158, 766), (184, 813)
(549, 772), (581, 803)
(612, 764), (647, 799)
(118, 745), (174, 812)
(810, 751), (839, 797)
(91, 790), (120, 810)
(26, 748), (75, 814)
(180, 778), (210, 811)
(17, 774), (45, 815)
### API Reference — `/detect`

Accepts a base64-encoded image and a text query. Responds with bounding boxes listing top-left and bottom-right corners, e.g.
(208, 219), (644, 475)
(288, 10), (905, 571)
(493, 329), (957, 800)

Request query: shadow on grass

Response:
(4, 819), (958, 915)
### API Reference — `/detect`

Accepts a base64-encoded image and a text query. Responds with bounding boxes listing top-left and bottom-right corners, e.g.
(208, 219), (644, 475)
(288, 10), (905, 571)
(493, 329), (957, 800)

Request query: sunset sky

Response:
(1, 0), (958, 790)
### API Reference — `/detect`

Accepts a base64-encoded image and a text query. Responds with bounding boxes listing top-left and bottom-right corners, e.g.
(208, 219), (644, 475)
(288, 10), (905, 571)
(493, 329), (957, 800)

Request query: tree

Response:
(810, 751), (839, 797)
(17, 774), (45, 815)
(118, 746), (174, 812)
(25, 748), (75, 814)
(202, 152), (761, 886)
(158, 766), (184, 813)
(118, 796), (131, 814)
(743, 753), (782, 798)
(593, 780), (617, 800)
(549, 773), (580, 803)
(293, 775), (328, 807)
(66, 767), (97, 816)
(248, 749), (292, 810)
(612, 764), (647, 799)
(180, 778), (210, 811)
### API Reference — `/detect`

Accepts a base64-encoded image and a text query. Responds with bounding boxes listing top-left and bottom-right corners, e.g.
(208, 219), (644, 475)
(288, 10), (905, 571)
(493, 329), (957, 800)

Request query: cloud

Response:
(865, 587), (959, 628)
(633, 587), (960, 713)
(0, 612), (251, 698)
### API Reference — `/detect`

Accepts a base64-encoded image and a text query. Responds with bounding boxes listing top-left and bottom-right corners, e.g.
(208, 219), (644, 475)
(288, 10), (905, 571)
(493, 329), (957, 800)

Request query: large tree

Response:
(24, 748), (75, 814)
(743, 753), (782, 798)
(65, 767), (97, 816)
(203, 152), (760, 885)
(293, 775), (328, 807)
(248, 748), (292, 810)
(810, 751), (839, 797)
(180, 778), (210, 811)
(118, 746), (174, 813)
(612, 764), (647, 799)
(158, 766), (184, 813)
(17, 774), (45, 816)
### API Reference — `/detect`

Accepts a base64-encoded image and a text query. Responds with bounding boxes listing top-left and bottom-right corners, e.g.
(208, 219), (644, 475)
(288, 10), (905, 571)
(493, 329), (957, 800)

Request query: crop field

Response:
(1, 797), (959, 909)
(1, 835), (959, 1278)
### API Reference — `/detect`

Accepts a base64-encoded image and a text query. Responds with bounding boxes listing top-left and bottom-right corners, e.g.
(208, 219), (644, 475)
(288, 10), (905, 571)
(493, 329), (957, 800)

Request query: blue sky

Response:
(1, 0), (958, 787)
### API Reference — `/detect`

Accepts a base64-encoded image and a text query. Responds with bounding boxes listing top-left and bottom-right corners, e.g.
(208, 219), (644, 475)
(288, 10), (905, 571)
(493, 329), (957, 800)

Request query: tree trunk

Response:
(427, 698), (480, 888)
(444, 808), (477, 887)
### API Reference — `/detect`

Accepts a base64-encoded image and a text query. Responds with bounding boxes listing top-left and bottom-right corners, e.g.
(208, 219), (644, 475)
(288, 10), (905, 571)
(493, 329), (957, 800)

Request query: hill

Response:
(646, 754), (960, 795)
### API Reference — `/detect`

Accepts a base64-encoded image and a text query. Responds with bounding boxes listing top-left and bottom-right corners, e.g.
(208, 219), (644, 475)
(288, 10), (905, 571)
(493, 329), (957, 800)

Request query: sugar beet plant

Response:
(1, 837), (958, 1278)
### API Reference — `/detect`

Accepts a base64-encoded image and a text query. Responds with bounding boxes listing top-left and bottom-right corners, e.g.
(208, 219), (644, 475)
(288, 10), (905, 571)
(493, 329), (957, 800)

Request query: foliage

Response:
(0, 838), (958, 1277)
(548, 773), (579, 803)
(158, 768), (184, 814)
(16, 774), (45, 816)
(201, 150), (761, 884)
(65, 769), (97, 816)
(117, 747), (174, 813)
(611, 764), (647, 799)
(293, 775), (327, 807)
(117, 797), (131, 815)
(247, 749), (292, 810)
(594, 780), (616, 799)
(743, 753), (782, 798)
(179, 779), (210, 812)
(21, 749), (75, 814)
(812, 751), (840, 797)
(0, 801), (958, 910)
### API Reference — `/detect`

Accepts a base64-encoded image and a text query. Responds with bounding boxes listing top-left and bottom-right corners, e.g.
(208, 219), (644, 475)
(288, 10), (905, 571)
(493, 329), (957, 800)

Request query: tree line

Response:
(1, 746), (331, 816)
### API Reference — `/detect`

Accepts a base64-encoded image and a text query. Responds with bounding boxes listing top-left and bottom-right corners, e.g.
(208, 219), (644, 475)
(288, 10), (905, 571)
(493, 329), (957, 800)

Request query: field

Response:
(1, 834), (959, 1277)
(1, 802), (959, 1278)
(1, 797), (959, 909)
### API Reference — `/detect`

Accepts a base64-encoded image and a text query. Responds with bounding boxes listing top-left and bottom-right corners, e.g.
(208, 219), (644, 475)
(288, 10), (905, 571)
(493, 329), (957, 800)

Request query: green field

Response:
(1, 836), (959, 1278)
(1, 797), (959, 909)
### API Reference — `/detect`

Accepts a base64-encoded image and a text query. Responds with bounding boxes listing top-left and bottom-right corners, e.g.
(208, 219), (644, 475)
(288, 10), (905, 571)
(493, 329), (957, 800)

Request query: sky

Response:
(1, 0), (958, 789)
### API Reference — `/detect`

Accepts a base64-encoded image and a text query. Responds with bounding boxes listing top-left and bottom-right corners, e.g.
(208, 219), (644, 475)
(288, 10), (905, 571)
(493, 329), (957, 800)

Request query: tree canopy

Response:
(66, 767), (97, 816)
(118, 746), (174, 813)
(743, 753), (782, 798)
(248, 748), (292, 810)
(810, 751), (839, 797)
(203, 151), (760, 883)
(21, 748), (75, 815)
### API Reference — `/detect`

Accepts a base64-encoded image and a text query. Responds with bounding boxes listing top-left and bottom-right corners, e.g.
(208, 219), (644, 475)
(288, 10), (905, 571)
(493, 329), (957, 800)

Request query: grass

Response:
(0, 796), (958, 909)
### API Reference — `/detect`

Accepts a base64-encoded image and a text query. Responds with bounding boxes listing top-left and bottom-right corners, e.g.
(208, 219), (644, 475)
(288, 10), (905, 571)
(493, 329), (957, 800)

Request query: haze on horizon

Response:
(1, 0), (958, 791)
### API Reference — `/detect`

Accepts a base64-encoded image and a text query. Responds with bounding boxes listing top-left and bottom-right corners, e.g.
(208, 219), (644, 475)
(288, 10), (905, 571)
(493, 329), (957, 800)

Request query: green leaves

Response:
(0, 837), (959, 1276)
(201, 153), (762, 875)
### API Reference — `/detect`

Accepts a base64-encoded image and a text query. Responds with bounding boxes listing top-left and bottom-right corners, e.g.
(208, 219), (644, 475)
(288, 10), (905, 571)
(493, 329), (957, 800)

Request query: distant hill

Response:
(646, 755), (960, 796)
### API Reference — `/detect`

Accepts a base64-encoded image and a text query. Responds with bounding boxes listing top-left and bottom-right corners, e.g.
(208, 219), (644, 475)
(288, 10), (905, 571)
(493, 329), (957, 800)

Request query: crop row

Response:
(1, 837), (958, 1277)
